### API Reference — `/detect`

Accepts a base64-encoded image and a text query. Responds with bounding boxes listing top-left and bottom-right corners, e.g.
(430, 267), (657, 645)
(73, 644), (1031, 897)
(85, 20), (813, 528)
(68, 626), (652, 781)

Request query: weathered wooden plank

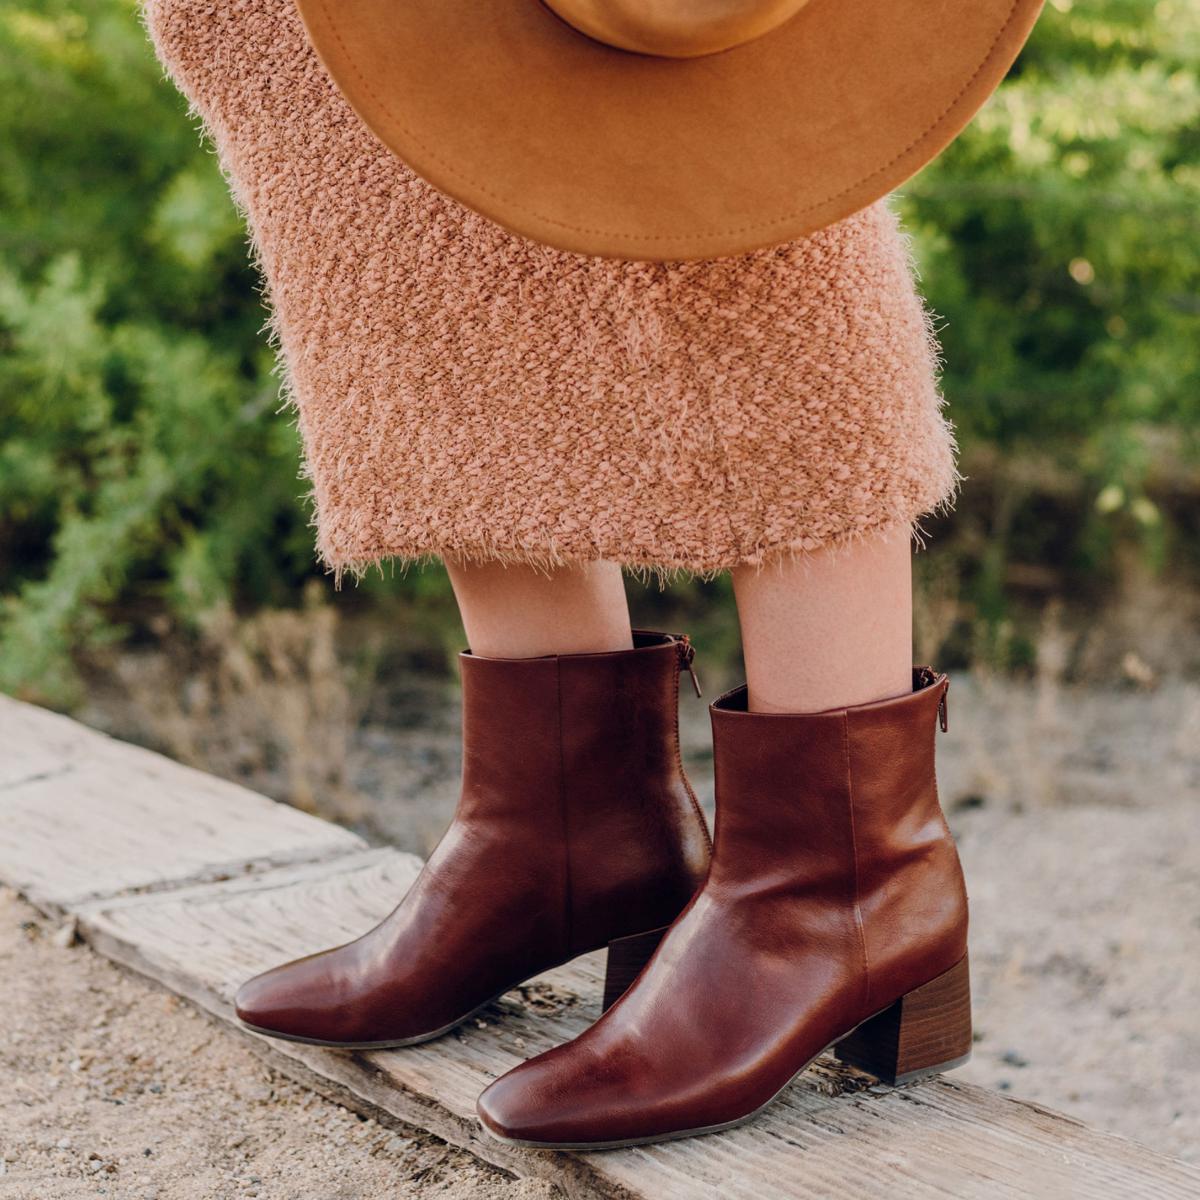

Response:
(75, 849), (1200, 1200)
(0, 695), (364, 910)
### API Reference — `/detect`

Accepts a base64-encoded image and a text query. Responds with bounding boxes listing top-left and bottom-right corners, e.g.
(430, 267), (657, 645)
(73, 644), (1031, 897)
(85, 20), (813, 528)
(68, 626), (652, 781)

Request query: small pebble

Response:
(52, 918), (79, 949)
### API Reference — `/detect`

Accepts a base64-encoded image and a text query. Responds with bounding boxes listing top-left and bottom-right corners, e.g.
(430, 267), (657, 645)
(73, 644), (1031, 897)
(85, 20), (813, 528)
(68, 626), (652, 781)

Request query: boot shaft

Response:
(458, 631), (711, 955)
(708, 670), (967, 1001)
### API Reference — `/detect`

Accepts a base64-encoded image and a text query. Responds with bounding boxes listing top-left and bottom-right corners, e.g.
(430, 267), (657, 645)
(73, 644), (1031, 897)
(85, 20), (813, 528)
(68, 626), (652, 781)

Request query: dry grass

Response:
(80, 583), (372, 824)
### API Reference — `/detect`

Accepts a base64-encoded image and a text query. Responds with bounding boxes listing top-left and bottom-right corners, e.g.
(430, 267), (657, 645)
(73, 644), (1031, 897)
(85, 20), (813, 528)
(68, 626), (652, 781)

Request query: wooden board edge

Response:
(66, 844), (409, 916)
(5, 840), (378, 920)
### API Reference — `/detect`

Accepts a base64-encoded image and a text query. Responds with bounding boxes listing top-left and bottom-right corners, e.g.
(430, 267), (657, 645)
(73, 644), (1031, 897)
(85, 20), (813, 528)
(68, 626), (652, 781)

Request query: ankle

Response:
(745, 670), (914, 714)
(467, 628), (634, 658)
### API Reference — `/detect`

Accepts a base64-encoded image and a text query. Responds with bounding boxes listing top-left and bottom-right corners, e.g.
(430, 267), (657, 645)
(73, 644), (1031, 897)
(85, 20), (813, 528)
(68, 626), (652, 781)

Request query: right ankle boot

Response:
(478, 669), (969, 1149)
(234, 630), (711, 1048)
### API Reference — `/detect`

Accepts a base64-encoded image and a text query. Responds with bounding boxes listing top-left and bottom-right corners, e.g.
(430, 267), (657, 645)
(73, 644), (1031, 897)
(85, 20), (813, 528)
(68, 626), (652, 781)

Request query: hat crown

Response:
(541, 0), (812, 58)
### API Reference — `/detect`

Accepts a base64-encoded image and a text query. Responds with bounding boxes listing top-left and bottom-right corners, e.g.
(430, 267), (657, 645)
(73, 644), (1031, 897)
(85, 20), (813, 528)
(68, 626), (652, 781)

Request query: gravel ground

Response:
(940, 676), (1200, 1162)
(0, 887), (557, 1200)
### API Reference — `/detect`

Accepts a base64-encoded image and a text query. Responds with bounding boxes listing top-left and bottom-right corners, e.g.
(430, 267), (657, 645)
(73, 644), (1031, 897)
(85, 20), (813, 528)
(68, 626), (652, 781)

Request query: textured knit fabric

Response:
(144, 0), (957, 578)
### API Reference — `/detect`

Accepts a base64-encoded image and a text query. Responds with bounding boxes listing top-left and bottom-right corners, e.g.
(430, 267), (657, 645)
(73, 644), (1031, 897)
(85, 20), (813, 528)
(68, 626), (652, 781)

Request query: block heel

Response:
(602, 926), (669, 1011)
(834, 954), (972, 1085)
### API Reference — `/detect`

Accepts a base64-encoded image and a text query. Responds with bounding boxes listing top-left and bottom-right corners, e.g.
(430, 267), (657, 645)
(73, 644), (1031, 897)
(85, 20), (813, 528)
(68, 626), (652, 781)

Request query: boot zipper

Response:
(938, 682), (949, 733)
(674, 635), (703, 698)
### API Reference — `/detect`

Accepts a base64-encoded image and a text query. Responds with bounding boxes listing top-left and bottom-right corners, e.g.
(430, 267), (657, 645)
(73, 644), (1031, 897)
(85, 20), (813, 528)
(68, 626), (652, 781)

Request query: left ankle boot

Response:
(234, 630), (710, 1048)
(477, 669), (969, 1148)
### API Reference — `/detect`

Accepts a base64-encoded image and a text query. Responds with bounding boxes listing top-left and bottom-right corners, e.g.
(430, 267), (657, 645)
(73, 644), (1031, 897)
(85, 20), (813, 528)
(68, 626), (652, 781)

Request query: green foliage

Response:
(1, 0), (1198, 699)
(897, 0), (1200, 664)
(0, 0), (314, 701)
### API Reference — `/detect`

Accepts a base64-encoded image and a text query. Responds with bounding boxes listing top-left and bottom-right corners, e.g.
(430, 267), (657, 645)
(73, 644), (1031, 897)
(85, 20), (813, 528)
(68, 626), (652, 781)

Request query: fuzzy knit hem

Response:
(145, 0), (959, 579)
(319, 497), (959, 588)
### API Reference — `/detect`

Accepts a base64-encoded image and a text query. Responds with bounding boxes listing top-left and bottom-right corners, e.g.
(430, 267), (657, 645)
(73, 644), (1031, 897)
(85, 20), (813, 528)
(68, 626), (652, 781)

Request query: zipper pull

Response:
(938, 681), (949, 733)
(675, 635), (703, 699)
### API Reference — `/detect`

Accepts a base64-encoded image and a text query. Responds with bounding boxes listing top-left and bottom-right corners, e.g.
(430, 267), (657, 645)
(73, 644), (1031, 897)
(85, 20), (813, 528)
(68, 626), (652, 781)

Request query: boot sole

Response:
(237, 1000), (499, 1050)
(479, 955), (972, 1150)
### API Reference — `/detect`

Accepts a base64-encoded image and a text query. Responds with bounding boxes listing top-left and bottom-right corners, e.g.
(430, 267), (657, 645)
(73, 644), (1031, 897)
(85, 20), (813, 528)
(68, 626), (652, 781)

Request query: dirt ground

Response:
(0, 888), (556, 1200)
(41, 661), (1199, 1188)
(936, 676), (1200, 1162)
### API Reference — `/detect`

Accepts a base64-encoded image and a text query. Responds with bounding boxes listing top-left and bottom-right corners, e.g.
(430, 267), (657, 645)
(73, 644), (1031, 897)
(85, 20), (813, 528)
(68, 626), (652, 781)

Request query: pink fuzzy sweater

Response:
(144, 0), (956, 578)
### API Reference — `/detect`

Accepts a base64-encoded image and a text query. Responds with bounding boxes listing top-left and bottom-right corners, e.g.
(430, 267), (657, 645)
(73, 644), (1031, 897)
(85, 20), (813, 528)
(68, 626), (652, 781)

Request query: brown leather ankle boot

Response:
(477, 669), (969, 1148)
(234, 631), (710, 1048)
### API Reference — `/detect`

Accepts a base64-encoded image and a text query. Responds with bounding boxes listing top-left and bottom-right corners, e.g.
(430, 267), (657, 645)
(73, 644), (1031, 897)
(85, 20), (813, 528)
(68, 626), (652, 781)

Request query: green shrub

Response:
(899, 0), (1200, 665)
(0, 0), (314, 702)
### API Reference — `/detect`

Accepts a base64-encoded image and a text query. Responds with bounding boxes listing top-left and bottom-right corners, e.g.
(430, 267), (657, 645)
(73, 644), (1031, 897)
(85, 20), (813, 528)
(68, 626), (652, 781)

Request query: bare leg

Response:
(445, 559), (633, 659)
(732, 530), (913, 713)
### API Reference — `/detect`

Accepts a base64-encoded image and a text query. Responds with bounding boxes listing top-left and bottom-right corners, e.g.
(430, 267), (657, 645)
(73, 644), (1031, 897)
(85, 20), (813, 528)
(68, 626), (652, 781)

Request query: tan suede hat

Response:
(293, 0), (1044, 261)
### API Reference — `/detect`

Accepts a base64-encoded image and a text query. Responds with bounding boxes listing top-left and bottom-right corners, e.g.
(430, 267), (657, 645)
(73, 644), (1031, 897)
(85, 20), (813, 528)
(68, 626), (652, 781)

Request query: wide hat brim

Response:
(294, 0), (1044, 261)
